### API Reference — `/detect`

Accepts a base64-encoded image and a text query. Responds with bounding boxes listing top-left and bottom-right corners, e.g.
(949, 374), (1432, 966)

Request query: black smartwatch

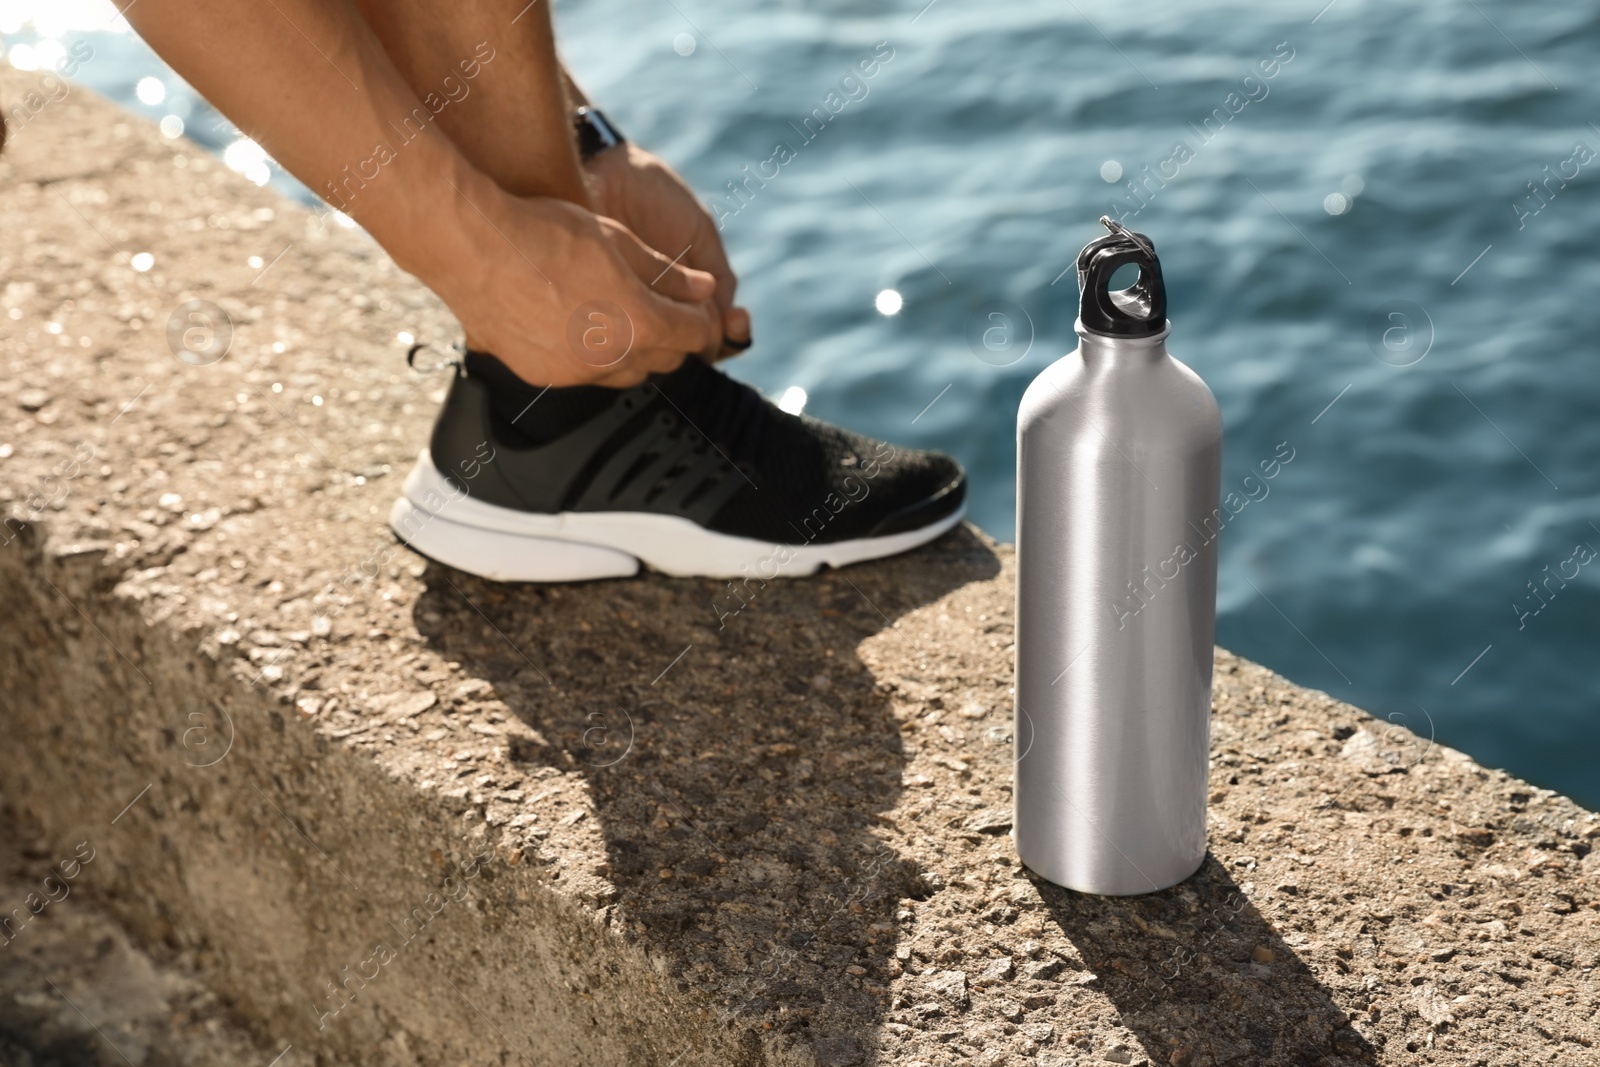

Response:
(573, 106), (626, 161)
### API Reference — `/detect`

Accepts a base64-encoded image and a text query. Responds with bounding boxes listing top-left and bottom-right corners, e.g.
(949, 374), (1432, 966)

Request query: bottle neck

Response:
(1074, 319), (1171, 364)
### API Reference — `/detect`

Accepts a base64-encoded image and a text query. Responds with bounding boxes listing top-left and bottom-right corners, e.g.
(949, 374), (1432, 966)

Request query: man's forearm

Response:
(350, 0), (589, 204)
(560, 65), (589, 110)
(118, 0), (491, 281)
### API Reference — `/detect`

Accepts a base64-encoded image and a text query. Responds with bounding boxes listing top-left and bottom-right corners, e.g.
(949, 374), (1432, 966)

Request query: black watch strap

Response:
(573, 106), (626, 161)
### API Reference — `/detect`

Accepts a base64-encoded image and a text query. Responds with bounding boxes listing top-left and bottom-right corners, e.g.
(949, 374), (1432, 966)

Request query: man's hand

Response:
(585, 143), (752, 358)
(423, 181), (722, 388)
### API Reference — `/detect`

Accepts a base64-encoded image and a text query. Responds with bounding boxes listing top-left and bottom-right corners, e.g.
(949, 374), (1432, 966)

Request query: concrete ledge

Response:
(0, 826), (285, 1066)
(2, 72), (1597, 1067)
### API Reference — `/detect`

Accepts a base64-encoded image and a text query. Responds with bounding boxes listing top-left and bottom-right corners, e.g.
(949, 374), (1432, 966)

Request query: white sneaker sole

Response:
(388, 449), (965, 582)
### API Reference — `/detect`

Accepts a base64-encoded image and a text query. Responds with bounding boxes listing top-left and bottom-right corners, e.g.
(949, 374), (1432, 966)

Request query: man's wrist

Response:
(356, 139), (497, 300)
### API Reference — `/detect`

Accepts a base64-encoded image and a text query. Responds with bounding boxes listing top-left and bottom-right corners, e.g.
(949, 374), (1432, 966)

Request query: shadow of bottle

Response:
(1029, 856), (1375, 1066)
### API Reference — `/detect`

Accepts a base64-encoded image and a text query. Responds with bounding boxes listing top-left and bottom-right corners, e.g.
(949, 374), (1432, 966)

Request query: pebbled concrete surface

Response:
(1, 70), (1597, 1067)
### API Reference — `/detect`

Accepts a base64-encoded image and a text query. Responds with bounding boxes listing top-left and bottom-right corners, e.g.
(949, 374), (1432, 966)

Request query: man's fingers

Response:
(636, 290), (718, 363)
(609, 223), (716, 303)
(655, 261), (717, 306)
(690, 211), (739, 315)
(698, 307), (752, 363)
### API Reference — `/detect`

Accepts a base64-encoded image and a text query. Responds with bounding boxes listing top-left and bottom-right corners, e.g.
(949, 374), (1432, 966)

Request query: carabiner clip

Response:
(1099, 215), (1156, 259)
(405, 340), (464, 376)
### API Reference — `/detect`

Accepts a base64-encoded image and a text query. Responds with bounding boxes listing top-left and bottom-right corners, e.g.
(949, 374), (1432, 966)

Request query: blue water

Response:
(7, 1), (1598, 808)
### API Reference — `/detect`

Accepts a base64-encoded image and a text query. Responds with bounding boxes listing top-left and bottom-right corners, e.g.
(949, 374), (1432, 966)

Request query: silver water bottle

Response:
(1014, 219), (1221, 895)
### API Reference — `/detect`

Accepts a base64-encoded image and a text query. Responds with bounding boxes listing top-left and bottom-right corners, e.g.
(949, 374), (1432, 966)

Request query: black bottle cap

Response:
(1077, 217), (1167, 338)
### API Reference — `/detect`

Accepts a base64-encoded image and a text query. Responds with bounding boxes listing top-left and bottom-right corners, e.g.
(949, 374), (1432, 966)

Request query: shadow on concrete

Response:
(1033, 856), (1375, 1067)
(413, 526), (999, 1065)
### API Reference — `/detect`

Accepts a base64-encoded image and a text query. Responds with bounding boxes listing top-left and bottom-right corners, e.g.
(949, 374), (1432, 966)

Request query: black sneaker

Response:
(390, 352), (966, 581)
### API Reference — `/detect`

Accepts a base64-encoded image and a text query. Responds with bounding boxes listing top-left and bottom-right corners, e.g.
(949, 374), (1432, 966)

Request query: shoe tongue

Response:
(650, 357), (768, 463)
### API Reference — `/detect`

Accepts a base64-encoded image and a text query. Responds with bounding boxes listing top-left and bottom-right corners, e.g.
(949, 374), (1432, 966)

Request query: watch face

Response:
(575, 108), (624, 161)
